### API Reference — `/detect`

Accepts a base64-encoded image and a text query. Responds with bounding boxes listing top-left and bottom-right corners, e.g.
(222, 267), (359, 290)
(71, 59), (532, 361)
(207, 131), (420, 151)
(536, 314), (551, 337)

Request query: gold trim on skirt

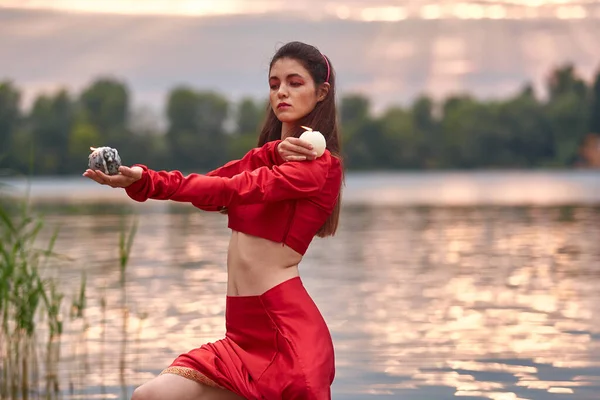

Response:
(160, 366), (224, 389)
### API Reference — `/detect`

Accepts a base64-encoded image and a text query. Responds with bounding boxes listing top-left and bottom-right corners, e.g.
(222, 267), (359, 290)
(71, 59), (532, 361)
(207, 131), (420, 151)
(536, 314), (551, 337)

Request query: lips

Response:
(277, 102), (291, 109)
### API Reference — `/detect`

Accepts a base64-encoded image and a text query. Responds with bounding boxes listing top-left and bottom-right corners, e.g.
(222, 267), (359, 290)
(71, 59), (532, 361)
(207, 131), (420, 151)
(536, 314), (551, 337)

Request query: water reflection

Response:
(16, 203), (599, 399)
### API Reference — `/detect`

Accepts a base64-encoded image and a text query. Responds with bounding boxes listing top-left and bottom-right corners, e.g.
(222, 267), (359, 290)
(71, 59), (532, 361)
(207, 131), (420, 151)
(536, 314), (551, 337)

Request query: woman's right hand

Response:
(83, 166), (143, 188)
(278, 137), (318, 162)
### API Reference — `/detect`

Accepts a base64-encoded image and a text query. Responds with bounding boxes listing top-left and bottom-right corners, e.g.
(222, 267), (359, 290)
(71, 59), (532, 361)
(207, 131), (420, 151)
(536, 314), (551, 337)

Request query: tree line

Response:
(1, 63), (600, 176)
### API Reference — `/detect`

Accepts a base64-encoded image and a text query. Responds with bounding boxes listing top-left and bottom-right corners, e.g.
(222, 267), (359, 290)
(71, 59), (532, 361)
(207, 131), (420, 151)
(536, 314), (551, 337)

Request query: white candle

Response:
(299, 126), (326, 157)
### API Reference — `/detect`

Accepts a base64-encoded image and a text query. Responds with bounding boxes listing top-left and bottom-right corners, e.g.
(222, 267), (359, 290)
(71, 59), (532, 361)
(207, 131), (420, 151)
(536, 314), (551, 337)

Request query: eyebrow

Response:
(269, 73), (304, 81)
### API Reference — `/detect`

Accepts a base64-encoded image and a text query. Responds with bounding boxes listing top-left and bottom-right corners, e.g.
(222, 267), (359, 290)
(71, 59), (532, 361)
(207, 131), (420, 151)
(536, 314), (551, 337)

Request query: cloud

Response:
(1, 8), (599, 113)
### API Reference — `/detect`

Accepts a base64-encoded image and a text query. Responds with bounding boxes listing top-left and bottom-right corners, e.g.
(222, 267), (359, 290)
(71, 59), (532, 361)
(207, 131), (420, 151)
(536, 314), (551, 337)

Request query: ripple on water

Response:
(11, 204), (600, 399)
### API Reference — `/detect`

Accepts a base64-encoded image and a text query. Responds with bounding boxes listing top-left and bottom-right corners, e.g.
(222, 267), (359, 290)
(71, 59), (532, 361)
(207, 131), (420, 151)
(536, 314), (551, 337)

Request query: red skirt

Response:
(160, 276), (335, 399)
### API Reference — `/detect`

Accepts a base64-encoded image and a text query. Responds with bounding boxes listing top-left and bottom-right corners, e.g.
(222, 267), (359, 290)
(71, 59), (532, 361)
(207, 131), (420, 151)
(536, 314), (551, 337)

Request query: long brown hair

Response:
(257, 41), (343, 238)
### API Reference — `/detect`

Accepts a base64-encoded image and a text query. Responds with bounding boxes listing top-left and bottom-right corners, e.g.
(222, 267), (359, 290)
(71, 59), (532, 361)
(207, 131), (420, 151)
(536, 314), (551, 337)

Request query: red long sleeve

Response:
(125, 152), (334, 209)
(205, 140), (285, 178)
(125, 140), (285, 211)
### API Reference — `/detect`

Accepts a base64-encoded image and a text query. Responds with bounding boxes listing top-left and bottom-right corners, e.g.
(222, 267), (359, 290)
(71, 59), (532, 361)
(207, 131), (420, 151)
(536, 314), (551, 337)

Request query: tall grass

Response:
(0, 174), (141, 399)
(119, 218), (138, 400)
(0, 188), (86, 399)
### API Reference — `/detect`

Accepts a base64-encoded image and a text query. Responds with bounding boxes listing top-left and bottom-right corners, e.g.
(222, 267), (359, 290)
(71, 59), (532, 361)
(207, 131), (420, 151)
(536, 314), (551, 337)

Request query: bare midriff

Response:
(226, 231), (302, 296)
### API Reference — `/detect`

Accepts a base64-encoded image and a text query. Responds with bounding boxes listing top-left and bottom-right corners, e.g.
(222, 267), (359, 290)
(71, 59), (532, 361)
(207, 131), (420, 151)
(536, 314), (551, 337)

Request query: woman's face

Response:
(269, 57), (328, 125)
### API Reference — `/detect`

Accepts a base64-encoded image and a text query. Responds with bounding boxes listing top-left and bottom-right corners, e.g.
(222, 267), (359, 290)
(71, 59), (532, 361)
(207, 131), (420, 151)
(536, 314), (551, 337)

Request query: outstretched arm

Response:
(83, 139), (321, 212)
(124, 153), (336, 209)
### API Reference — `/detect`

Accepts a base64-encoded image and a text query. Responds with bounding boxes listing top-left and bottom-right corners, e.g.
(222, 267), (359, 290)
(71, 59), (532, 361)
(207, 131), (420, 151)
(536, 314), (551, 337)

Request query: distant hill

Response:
(2, 8), (600, 113)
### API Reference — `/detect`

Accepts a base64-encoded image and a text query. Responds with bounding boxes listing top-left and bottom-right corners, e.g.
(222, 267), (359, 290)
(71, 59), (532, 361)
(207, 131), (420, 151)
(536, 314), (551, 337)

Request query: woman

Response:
(84, 41), (343, 400)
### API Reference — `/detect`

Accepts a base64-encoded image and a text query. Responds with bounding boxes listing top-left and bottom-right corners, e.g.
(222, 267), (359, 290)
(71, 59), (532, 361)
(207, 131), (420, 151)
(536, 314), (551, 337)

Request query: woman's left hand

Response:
(278, 137), (318, 162)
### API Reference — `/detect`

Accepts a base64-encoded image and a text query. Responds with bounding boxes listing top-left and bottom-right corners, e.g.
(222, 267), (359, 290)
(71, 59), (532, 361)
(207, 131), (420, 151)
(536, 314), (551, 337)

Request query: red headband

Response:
(322, 53), (330, 83)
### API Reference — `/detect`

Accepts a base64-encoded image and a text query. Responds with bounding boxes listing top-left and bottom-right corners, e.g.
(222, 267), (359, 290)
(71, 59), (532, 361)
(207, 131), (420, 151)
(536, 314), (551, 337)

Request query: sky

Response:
(1, 1), (600, 115)
(2, 0), (600, 21)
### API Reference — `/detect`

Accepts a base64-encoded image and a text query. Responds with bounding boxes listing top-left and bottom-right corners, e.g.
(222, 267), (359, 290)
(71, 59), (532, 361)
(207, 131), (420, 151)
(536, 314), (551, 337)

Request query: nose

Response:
(277, 84), (288, 99)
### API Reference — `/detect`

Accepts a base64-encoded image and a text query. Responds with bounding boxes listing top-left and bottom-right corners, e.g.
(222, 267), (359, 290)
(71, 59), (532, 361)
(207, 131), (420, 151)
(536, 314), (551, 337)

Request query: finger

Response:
(119, 166), (134, 177)
(281, 142), (306, 155)
(100, 173), (114, 186)
(290, 144), (317, 157)
(102, 173), (128, 187)
(283, 139), (316, 154)
(83, 170), (106, 184)
(83, 169), (100, 177)
(279, 141), (294, 152)
(286, 155), (307, 162)
(102, 171), (137, 188)
(289, 137), (314, 150)
(119, 166), (143, 180)
(97, 170), (123, 187)
(93, 170), (111, 184)
(83, 173), (103, 184)
(84, 169), (129, 187)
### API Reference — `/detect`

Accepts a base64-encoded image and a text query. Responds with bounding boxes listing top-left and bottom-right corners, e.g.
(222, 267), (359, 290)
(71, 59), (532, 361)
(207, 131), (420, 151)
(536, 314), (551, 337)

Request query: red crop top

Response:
(124, 140), (343, 255)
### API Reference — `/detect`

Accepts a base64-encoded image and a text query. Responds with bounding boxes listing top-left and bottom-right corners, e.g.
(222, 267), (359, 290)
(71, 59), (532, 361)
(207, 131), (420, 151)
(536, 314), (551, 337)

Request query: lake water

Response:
(1, 171), (600, 400)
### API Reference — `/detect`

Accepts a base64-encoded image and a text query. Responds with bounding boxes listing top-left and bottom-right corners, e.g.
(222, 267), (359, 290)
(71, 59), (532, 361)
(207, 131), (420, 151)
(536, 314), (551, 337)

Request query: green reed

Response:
(0, 173), (142, 399)
(118, 217), (138, 400)
(0, 197), (50, 398)
(0, 192), (87, 399)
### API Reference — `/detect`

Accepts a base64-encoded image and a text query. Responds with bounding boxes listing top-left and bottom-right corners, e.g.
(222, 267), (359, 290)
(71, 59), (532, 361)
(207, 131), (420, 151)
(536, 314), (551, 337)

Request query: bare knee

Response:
(131, 385), (153, 400)
(130, 374), (244, 400)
